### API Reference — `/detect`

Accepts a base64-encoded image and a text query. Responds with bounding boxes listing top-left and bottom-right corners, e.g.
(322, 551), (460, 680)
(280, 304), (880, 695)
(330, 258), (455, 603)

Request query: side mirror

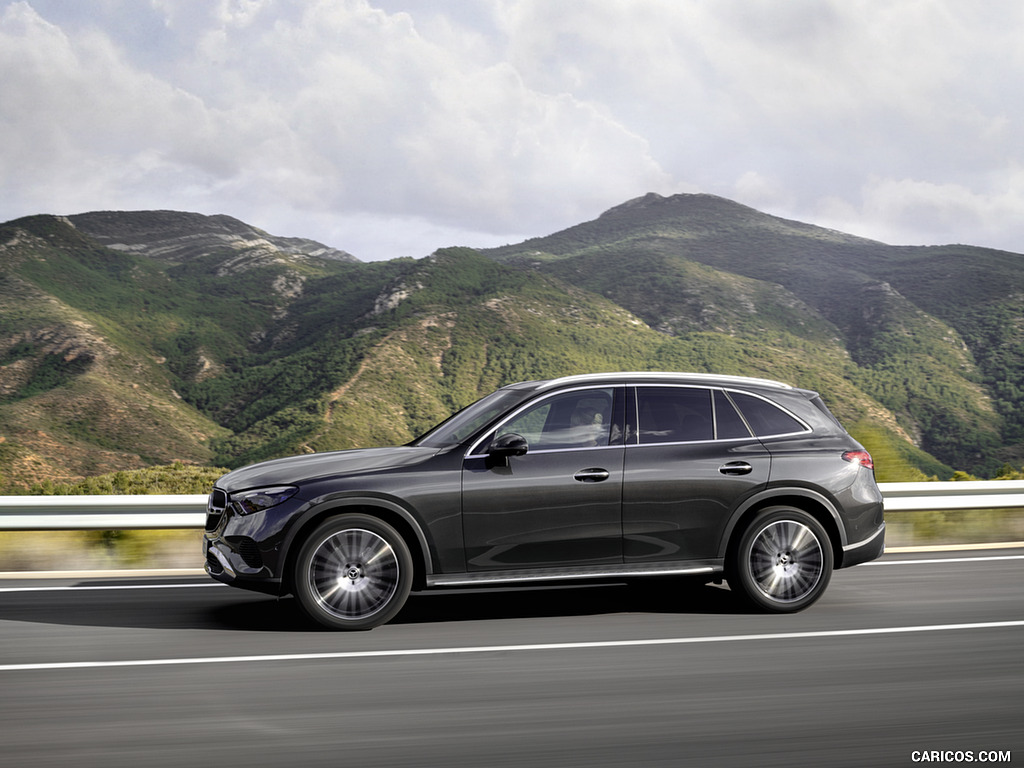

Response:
(487, 433), (528, 466)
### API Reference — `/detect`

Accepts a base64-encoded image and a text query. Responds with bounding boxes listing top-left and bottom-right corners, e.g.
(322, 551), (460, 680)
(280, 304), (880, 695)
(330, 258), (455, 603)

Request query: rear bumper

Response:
(839, 522), (885, 568)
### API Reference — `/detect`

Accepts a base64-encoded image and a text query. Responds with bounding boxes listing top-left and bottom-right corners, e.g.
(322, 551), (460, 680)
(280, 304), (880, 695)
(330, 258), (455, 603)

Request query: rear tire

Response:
(728, 506), (833, 613)
(293, 514), (413, 630)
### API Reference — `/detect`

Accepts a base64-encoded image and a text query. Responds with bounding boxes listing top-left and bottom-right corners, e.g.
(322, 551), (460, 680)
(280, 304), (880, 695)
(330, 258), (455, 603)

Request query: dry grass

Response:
(0, 529), (203, 571)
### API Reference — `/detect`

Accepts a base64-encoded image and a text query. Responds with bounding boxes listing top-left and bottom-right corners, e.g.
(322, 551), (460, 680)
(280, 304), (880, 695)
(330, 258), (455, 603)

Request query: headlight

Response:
(232, 486), (299, 515)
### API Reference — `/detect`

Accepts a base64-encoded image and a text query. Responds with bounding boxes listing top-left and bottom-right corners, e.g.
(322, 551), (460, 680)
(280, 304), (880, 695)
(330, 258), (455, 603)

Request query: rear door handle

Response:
(574, 468), (610, 483)
(719, 461), (753, 476)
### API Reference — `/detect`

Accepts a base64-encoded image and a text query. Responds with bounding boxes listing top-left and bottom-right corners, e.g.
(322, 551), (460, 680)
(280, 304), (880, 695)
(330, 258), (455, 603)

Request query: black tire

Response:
(728, 506), (833, 613)
(293, 514), (413, 630)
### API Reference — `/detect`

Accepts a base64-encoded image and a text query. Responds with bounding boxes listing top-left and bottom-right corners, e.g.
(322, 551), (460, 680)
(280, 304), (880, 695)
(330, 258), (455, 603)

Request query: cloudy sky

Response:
(2, 0), (1023, 261)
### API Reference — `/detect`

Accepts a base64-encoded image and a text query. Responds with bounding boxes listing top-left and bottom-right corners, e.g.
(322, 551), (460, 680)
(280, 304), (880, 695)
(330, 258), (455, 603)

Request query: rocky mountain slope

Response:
(2, 198), (1021, 490)
(69, 210), (357, 265)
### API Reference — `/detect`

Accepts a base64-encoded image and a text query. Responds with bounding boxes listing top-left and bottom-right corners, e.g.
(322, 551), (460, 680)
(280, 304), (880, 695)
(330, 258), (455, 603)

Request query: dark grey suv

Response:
(204, 372), (884, 629)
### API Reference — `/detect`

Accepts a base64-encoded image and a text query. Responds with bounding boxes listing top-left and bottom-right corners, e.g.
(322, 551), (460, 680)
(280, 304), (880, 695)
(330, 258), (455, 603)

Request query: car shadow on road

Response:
(393, 579), (744, 626)
(0, 577), (746, 632)
(210, 578), (749, 631)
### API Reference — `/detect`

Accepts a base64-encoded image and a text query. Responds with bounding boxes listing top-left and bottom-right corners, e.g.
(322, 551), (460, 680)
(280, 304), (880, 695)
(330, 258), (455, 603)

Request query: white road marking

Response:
(0, 568), (206, 580)
(865, 555), (1024, 566)
(884, 542), (1024, 553)
(0, 620), (1021, 673)
(0, 582), (224, 593)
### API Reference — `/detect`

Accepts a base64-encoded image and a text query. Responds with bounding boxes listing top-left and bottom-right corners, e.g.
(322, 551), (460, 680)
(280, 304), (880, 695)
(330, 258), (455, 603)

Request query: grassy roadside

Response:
(884, 508), (1024, 548)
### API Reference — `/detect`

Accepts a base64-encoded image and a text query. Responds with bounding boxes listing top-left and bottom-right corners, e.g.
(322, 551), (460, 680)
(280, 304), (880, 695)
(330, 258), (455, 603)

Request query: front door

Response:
(462, 386), (625, 570)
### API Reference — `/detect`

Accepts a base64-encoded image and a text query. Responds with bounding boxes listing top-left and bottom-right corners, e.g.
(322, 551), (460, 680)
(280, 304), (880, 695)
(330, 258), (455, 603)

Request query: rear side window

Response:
(637, 387), (713, 444)
(728, 392), (808, 437)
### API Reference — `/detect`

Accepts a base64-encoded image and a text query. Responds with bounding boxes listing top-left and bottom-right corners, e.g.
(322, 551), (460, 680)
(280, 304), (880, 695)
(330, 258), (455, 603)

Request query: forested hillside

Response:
(486, 193), (1020, 474)
(2, 196), (1021, 491)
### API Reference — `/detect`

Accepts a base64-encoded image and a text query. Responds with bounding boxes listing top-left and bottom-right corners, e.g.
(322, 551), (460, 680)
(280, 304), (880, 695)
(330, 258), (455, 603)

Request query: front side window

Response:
(493, 387), (617, 450)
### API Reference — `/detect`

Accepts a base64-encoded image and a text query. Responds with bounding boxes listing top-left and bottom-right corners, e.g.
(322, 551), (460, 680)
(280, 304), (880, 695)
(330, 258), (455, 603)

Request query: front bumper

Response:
(204, 487), (290, 596)
(204, 537), (284, 595)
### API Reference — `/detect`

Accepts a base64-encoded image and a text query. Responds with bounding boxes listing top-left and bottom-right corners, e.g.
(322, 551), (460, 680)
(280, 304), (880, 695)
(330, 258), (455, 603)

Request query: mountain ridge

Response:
(2, 198), (1021, 490)
(68, 210), (358, 265)
(482, 192), (1018, 472)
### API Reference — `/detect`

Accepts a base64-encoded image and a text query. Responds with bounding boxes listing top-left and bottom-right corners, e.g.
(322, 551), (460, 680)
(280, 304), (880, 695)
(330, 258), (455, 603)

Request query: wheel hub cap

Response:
(308, 528), (400, 620)
(748, 520), (823, 603)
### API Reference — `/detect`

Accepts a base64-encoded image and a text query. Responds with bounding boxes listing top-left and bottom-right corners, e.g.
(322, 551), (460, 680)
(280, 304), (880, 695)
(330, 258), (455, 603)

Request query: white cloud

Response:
(834, 172), (1024, 251)
(0, 2), (230, 211)
(1, 0), (674, 256)
(2, 0), (1024, 259)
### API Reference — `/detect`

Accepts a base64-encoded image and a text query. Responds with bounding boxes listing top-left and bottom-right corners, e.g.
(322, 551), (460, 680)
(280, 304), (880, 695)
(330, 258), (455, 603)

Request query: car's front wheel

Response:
(293, 514), (413, 630)
(728, 506), (833, 612)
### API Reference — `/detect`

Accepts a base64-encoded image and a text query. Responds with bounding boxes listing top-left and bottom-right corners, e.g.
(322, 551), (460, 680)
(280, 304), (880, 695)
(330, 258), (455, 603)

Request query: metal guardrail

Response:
(880, 480), (1024, 511)
(1, 482), (1024, 531)
(0, 494), (208, 531)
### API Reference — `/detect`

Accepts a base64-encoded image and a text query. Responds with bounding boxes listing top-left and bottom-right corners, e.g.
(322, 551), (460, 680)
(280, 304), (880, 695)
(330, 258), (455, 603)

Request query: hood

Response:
(217, 446), (439, 492)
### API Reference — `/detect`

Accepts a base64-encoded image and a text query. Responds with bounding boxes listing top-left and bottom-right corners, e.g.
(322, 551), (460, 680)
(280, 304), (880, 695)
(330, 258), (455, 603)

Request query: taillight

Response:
(842, 450), (874, 470)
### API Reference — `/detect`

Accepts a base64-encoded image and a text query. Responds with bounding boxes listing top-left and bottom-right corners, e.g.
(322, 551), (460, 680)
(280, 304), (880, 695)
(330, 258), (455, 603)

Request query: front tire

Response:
(728, 507), (833, 613)
(293, 514), (413, 630)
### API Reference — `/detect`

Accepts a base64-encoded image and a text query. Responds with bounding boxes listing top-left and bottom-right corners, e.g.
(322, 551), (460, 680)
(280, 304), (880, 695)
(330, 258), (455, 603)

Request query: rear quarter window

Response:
(809, 395), (845, 429)
(728, 391), (809, 437)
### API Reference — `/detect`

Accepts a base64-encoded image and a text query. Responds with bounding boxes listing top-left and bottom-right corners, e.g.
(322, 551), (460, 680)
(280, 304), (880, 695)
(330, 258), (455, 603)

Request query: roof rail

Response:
(535, 371), (794, 391)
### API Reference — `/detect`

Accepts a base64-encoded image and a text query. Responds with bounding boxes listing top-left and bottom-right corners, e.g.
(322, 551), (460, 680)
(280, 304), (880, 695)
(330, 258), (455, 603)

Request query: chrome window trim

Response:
(623, 434), (763, 449)
(465, 443), (624, 460)
(628, 383), (812, 447)
(464, 381), (813, 456)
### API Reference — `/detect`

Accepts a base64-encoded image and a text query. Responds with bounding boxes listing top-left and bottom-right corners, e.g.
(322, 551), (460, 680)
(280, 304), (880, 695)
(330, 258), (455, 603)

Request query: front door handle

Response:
(719, 461), (753, 476)
(574, 468), (610, 483)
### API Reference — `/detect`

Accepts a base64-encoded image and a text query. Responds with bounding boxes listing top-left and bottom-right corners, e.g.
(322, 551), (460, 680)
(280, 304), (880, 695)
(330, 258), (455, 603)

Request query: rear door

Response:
(622, 386), (770, 562)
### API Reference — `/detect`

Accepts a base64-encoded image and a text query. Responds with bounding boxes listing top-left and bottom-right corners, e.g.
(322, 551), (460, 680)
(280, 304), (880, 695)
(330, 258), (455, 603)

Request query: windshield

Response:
(413, 388), (532, 449)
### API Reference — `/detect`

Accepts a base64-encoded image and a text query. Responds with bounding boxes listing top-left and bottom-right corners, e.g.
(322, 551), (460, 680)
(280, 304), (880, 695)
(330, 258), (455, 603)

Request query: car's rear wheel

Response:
(293, 514), (413, 630)
(728, 506), (833, 612)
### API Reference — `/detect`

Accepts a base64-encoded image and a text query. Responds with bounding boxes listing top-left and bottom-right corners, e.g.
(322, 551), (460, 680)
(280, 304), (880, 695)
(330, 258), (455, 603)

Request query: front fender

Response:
(281, 493), (437, 580)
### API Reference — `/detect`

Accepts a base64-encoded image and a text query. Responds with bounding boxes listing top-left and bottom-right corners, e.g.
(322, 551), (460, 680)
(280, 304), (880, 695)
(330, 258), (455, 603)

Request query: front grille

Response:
(206, 488), (228, 532)
(226, 536), (263, 569)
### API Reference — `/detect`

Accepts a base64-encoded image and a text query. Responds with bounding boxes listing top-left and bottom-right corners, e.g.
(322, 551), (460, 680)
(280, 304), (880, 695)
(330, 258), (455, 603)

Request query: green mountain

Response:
(2, 197), (1020, 491)
(485, 193), (1018, 475)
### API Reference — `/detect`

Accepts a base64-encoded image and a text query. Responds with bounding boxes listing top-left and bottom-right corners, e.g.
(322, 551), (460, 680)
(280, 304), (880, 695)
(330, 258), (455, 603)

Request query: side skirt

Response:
(425, 559), (723, 588)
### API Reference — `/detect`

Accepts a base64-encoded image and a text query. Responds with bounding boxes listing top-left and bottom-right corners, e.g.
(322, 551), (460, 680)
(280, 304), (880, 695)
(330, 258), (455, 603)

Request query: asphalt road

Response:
(0, 549), (1021, 768)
